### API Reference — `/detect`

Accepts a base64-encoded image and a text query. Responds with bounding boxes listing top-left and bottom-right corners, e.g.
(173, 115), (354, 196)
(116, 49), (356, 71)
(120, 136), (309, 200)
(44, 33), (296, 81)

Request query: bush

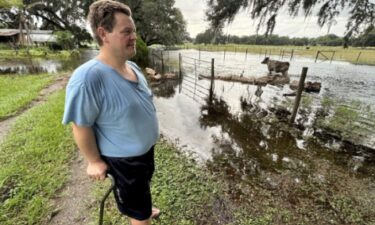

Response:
(54, 31), (75, 50)
(132, 36), (149, 67)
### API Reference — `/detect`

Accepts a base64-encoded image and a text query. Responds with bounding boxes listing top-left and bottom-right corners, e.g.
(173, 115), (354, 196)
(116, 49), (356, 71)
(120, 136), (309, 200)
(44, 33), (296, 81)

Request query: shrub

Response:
(132, 36), (149, 67)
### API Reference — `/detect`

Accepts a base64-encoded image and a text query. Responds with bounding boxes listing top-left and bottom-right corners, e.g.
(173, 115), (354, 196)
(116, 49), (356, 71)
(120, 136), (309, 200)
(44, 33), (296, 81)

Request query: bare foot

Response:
(151, 207), (161, 219)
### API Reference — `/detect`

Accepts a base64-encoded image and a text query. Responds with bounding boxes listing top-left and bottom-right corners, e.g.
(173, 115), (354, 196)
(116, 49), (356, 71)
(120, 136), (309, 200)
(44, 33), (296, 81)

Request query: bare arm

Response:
(72, 123), (108, 180)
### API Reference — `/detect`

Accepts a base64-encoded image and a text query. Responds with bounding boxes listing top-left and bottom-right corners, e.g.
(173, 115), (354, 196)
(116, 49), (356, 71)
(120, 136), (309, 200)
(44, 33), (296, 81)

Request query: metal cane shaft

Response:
(99, 174), (115, 225)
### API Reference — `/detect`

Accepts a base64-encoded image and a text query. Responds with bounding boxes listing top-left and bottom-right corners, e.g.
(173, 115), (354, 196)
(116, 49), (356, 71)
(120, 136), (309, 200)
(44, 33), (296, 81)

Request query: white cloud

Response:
(174, 0), (349, 38)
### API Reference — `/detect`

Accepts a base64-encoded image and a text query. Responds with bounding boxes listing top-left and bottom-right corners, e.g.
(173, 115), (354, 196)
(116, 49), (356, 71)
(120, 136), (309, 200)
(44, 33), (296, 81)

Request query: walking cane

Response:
(99, 173), (115, 225)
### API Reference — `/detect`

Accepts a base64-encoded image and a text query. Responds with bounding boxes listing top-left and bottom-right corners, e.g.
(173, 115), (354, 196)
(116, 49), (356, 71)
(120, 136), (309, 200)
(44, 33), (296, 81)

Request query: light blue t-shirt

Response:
(62, 59), (159, 157)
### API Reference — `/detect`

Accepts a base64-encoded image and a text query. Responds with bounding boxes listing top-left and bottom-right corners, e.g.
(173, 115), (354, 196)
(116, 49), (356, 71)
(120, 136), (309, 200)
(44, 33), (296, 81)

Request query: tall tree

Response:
(0, 0), (92, 46)
(206, 0), (375, 41)
(126, 0), (187, 46)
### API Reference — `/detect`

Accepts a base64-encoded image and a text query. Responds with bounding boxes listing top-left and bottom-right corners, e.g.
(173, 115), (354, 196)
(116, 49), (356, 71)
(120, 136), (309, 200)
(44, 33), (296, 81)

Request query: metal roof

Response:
(30, 33), (56, 42)
(0, 30), (19, 36)
(0, 29), (56, 42)
(0, 29), (54, 36)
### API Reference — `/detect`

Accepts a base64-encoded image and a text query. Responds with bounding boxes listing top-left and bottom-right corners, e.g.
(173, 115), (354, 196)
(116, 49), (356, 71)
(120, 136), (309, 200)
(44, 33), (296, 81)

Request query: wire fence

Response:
(149, 47), (315, 125)
(149, 49), (213, 105)
(170, 45), (374, 65)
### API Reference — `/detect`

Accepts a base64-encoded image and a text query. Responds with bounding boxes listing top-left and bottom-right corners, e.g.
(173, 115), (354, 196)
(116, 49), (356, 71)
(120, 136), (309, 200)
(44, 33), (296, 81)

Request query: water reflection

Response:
(0, 50), (96, 75)
(152, 71), (375, 182)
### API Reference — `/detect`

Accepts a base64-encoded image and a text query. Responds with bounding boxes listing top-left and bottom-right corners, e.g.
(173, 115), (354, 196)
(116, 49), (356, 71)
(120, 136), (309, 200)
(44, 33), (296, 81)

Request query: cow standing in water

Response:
(261, 57), (290, 76)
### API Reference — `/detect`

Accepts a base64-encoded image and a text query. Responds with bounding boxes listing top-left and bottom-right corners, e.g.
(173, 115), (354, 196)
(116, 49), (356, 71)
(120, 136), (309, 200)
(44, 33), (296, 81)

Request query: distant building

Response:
(0, 29), (56, 45)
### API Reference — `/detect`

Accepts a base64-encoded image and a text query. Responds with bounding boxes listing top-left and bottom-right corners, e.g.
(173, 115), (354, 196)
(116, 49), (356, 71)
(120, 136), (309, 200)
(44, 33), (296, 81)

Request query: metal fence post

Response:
(330, 51), (336, 63)
(209, 58), (215, 104)
(290, 49), (294, 61)
(178, 53), (182, 79)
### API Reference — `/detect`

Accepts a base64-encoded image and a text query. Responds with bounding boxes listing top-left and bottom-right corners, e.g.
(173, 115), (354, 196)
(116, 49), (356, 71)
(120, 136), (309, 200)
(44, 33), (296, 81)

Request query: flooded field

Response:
(152, 49), (375, 223)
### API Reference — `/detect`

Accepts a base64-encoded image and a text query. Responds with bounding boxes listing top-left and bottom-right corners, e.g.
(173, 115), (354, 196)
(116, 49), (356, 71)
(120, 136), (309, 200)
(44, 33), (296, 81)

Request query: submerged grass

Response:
(0, 74), (55, 120)
(316, 99), (375, 142)
(0, 90), (75, 225)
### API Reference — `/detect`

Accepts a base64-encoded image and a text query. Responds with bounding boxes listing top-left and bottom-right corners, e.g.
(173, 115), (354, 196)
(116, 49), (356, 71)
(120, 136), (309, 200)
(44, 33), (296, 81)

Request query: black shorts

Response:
(102, 147), (155, 221)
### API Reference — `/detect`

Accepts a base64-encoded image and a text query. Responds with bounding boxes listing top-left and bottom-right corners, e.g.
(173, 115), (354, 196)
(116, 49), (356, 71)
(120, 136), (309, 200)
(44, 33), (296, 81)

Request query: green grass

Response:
(92, 139), (225, 225)
(0, 90), (75, 225)
(0, 48), (80, 59)
(180, 44), (375, 65)
(0, 74), (55, 120)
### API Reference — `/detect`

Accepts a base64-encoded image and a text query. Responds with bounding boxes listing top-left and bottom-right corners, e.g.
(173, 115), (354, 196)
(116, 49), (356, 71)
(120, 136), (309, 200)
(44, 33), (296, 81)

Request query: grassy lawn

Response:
(181, 44), (375, 65)
(0, 74), (55, 120)
(0, 90), (75, 225)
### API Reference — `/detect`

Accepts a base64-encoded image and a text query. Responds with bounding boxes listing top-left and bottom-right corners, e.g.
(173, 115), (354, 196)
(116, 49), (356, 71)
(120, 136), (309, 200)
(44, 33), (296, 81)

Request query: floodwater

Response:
(0, 50), (96, 74)
(155, 49), (375, 159)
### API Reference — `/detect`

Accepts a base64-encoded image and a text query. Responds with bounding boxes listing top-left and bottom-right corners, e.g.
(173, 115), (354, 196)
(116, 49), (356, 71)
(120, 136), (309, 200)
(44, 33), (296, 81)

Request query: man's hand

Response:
(87, 159), (108, 181)
(71, 123), (108, 181)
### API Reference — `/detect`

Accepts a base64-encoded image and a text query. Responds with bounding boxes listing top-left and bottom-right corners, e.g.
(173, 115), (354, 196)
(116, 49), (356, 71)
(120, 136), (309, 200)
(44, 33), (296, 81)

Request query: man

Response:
(62, 1), (160, 224)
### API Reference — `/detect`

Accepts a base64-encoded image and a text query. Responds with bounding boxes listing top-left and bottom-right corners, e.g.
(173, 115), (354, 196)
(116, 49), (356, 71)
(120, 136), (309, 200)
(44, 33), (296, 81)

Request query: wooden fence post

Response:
(356, 52), (362, 64)
(290, 67), (308, 124)
(315, 51), (320, 63)
(209, 58), (215, 104)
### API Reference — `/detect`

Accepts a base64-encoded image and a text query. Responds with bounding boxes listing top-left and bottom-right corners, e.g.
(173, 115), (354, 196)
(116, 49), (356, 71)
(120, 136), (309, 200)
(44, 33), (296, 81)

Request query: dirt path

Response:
(0, 74), (94, 225)
(47, 153), (93, 225)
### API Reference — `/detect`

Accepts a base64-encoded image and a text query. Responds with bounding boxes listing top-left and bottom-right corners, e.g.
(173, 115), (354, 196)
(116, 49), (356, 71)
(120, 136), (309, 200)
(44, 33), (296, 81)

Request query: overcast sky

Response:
(174, 0), (350, 38)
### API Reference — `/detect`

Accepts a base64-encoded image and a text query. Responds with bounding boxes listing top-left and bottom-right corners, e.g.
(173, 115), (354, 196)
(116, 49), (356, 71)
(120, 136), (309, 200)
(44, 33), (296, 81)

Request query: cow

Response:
(261, 57), (290, 76)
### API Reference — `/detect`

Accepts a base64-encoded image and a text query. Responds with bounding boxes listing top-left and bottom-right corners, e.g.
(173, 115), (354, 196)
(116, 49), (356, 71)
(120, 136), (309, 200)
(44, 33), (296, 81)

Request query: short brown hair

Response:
(87, 0), (132, 46)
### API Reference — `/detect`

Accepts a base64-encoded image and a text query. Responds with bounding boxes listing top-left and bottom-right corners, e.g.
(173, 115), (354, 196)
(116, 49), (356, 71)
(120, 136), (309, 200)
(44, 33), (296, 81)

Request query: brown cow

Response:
(261, 57), (290, 76)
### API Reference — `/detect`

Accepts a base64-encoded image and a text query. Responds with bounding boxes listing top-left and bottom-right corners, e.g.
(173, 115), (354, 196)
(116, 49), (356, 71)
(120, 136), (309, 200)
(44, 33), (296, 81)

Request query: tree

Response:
(1, 0), (187, 47)
(29, 0), (92, 46)
(352, 26), (375, 47)
(130, 0), (187, 46)
(81, 0), (188, 46)
(195, 28), (226, 44)
(0, 0), (92, 46)
(314, 34), (343, 46)
(206, 0), (375, 41)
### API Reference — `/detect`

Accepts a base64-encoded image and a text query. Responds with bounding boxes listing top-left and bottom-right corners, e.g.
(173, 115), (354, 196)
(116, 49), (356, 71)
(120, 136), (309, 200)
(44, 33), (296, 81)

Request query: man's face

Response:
(103, 12), (137, 60)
